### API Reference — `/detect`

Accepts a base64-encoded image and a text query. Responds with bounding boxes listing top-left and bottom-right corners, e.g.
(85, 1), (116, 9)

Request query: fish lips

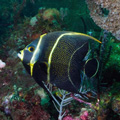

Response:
(17, 53), (21, 59)
(17, 51), (23, 61)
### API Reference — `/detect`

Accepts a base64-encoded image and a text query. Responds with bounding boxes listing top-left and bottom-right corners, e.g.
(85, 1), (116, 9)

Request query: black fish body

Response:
(18, 31), (101, 94)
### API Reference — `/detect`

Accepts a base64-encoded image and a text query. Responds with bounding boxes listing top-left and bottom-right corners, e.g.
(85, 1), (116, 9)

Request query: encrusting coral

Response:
(42, 8), (60, 23)
(86, 0), (120, 40)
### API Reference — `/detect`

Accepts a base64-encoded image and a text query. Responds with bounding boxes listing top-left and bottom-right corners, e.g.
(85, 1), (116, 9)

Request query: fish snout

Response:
(17, 51), (24, 61)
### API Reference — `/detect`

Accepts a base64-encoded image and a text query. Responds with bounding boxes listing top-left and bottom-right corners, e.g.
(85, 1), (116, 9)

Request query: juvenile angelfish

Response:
(18, 31), (101, 94)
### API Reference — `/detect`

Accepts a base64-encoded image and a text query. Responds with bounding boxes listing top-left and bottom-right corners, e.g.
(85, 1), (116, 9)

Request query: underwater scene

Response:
(0, 0), (120, 120)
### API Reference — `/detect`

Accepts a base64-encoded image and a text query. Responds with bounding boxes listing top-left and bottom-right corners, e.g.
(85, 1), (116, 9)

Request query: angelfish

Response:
(18, 31), (101, 95)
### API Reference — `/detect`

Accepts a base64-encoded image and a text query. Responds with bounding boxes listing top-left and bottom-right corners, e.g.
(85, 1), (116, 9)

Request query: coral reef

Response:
(63, 107), (97, 120)
(112, 98), (120, 115)
(42, 8), (60, 23)
(0, 0), (120, 119)
(0, 84), (51, 120)
(86, 0), (120, 40)
(0, 5), (68, 119)
(105, 41), (120, 70)
(7, 7), (63, 51)
(1, 20), (120, 120)
(10, 96), (50, 120)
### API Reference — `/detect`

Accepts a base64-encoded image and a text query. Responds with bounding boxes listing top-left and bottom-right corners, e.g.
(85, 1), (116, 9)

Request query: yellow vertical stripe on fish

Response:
(47, 32), (101, 83)
(30, 33), (46, 76)
(47, 33), (66, 82)
(20, 50), (24, 61)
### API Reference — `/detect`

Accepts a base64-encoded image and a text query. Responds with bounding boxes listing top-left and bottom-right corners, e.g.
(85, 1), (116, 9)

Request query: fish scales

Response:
(49, 34), (89, 92)
(18, 31), (101, 94)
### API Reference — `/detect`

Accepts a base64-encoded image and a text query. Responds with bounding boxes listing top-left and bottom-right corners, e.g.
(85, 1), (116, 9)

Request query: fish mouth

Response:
(17, 51), (24, 61)
(17, 52), (21, 59)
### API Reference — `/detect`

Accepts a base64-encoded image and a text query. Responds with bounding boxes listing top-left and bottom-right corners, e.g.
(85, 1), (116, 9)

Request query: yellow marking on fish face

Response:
(29, 33), (46, 76)
(47, 32), (101, 83)
(18, 50), (24, 61)
(27, 63), (34, 76)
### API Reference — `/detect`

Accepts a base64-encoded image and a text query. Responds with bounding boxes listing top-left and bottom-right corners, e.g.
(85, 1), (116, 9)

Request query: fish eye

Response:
(28, 46), (35, 52)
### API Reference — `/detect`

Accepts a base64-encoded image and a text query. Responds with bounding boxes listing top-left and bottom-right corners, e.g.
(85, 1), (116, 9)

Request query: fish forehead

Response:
(25, 38), (39, 49)
(21, 38), (39, 62)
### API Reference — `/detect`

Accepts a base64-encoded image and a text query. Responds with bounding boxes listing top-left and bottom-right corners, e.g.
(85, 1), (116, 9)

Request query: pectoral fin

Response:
(84, 58), (99, 78)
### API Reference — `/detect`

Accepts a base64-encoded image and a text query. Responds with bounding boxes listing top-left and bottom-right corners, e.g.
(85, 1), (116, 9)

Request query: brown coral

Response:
(42, 8), (60, 23)
(86, 0), (120, 40)
(10, 95), (50, 120)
